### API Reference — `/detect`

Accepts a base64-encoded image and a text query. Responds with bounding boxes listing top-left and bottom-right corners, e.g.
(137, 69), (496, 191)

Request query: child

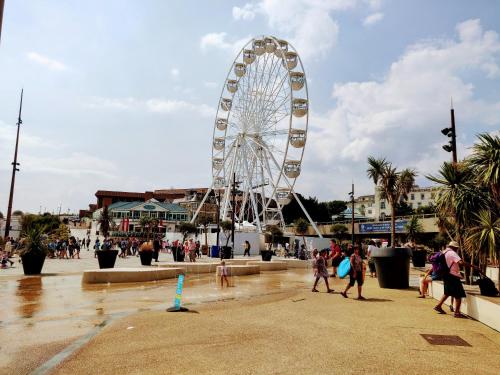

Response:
(219, 261), (229, 287)
(312, 249), (334, 293)
(341, 245), (366, 300)
(1, 250), (14, 268)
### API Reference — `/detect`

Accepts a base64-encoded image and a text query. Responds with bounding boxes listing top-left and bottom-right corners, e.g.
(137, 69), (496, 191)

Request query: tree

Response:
(467, 133), (500, 206)
(404, 215), (423, 243)
(98, 206), (114, 239)
(415, 203), (436, 215)
(0, 212), (4, 219)
(266, 224), (283, 245)
(139, 216), (152, 239)
(178, 222), (197, 243)
(330, 223), (348, 242)
(294, 217), (309, 251)
(465, 210), (499, 285)
(220, 220), (232, 247)
(395, 201), (414, 216)
(367, 156), (416, 247)
(12, 210), (23, 216)
(21, 214), (61, 235)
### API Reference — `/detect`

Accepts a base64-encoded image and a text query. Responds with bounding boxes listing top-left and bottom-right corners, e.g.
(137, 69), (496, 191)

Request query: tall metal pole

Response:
(4, 89), (23, 238)
(351, 183), (355, 247)
(216, 189), (220, 250)
(231, 172), (236, 259)
(0, 0), (5, 44)
(450, 105), (457, 164)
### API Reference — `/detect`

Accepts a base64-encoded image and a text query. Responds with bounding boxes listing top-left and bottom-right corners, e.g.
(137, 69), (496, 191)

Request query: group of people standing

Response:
(311, 240), (367, 300)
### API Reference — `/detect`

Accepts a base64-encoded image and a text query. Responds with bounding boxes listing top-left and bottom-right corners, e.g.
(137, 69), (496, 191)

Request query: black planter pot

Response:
(411, 249), (427, 268)
(140, 251), (153, 266)
(96, 250), (118, 269)
(172, 247), (184, 262)
(372, 247), (411, 289)
(261, 250), (273, 261)
(221, 246), (232, 259)
(21, 252), (46, 275)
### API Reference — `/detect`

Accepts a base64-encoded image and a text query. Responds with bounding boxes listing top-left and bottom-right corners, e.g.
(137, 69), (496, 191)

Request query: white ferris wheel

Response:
(193, 36), (321, 236)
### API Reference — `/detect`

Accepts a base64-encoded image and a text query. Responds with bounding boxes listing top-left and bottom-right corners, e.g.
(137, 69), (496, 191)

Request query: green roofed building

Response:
(93, 199), (189, 235)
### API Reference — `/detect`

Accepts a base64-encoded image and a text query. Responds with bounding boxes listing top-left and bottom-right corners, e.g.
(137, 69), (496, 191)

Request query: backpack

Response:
(430, 251), (450, 279)
(478, 274), (499, 297)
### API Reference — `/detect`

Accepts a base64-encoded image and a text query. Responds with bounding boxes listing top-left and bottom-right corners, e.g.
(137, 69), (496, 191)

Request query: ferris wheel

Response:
(193, 36), (321, 236)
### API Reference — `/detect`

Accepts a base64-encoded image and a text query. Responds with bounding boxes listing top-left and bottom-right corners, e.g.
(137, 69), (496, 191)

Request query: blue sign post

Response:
(167, 273), (188, 312)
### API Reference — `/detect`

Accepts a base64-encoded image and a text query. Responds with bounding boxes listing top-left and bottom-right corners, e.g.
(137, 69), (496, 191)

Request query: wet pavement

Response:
(0, 251), (314, 375)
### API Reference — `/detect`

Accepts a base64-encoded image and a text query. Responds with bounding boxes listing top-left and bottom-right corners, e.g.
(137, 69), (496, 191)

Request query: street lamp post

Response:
(0, 0), (5, 44)
(441, 102), (458, 164)
(4, 89), (23, 238)
(349, 183), (355, 247)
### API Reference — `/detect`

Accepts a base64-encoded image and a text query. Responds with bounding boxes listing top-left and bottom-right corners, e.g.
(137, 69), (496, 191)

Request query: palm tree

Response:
(98, 206), (114, 239)
(139, 216), (153, 240)
(465, 210), (499, 286)
(367, 157), (417, 247)
(467, 133), (500, 206)
(294, 217), (309, 251)
(404, 215), (423, 243)
(330, 223), (348, 242)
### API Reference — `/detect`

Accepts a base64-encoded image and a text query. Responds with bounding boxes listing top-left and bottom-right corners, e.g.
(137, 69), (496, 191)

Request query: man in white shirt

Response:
(434, 241), (476, 318)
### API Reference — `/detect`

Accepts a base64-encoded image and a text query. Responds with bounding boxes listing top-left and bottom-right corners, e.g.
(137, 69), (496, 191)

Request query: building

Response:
(355, 185), (441, 221)
(93, 199), (189, 235)
(172, 190), (218, 223)
(94, 188), (209, 209)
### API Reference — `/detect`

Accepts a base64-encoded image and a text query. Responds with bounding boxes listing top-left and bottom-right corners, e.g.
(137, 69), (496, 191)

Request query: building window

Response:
(368, 210), (372, 214)
(133, 211), (140, 219)
(380, 201), (386, 209)
(421, 193), (425, 200)
(410, 194), (415, 200)
(150, 212), (157, 218)
(417, 202), (422, 207)
(158, 212), (165, 219)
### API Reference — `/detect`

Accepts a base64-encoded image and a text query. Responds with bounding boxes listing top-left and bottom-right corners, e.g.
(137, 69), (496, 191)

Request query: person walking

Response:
(243, 240), (251, 257)
(433, 241), (476, 318)
(341, 245), (366, 300)
(366, 240), (377, 278)
(153, 237), (161, 262)
(219, 260), (229, 287)
(312, 249), (334, 293)
(330, 239), (342, 277)
(188, 239), (196, 262)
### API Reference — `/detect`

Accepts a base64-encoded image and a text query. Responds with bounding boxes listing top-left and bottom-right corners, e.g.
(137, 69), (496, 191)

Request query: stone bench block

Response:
(216, 265), (260, 276)
(247, 261), (287, 271)
(158, 263), (218, 273)
(275, 259), (312, 268)
(82, 267), (183, 284)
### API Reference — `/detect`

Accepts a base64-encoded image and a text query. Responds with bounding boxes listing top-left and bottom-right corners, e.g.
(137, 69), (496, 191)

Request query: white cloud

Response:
(231, 0), (356, 60)
(200, 32), (252, 55)
(170, 68), (180, 79)
(232, 4), (257, 21)
(84, 96), (215, 118)
(302, 19), (500, 198)
(27, 52), (68, 71)
(204, 81), (218, 89)
(363, 12), (384, 26)
(146, 99), (215, 118)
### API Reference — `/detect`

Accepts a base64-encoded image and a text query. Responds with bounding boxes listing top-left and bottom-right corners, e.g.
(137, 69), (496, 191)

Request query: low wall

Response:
(82, 267), (183, 284)
(216, 265), (260, 276)
(247, 261), (287, 271)
(429, 280), (500, 332)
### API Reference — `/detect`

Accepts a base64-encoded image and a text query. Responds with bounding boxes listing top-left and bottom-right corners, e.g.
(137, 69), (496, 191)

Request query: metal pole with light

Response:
(230, 172), (236, 259)
(441, 101), (458, 164)
(349, 183), (355, 247)
(0, 0), (5, 43)
(4, 89), (23, 238)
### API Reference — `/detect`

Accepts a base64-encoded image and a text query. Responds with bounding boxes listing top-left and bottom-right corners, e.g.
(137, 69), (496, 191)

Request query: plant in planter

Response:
(263, 225), (282, 261)
(18, 225), (49, 275)
(404, 215), (426, 267)
(96, 206), (118, 269)
(367, 156), (416, 289)
(219, 220), (233, 259)
(139, 241), (154, 266)
(294, 217), (309, 259)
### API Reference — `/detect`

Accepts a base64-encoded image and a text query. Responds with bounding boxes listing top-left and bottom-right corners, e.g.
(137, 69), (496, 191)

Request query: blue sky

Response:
(0, 0), (499, 213)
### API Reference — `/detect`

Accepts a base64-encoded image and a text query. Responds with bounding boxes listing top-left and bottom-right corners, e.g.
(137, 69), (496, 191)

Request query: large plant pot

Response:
(372, 247), (411, 289)
(96, 250), (118, 269)
(261, 250), (273, 262)
(411, 249), (427, 268)
(139, 251), (153, 266)
(221, 246), (232, 259)
(172, 247), (184, 262)
(21, 252), (46, 275)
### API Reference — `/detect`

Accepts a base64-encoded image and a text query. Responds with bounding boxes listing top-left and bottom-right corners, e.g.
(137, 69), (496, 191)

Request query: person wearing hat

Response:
(434, 241), (477, 318)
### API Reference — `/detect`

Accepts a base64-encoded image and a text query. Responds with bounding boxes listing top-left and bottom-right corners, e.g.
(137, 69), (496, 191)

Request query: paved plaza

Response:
(1, 245), (499, 375)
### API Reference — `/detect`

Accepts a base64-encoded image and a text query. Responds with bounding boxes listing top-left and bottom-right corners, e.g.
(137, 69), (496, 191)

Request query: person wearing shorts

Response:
(341, 246), (365, 300)
(330, 239), (342, 277)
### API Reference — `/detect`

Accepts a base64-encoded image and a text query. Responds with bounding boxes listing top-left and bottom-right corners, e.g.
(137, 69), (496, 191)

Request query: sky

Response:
(0, 0), (499, 214)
